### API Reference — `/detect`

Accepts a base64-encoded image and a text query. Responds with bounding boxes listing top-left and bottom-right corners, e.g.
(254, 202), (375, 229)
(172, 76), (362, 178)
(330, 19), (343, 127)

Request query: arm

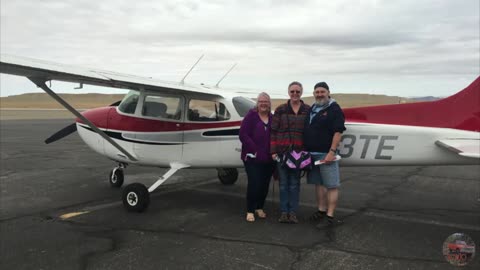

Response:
(270, 107), (281, 159)
(325, 105), (346, 162)
(239, 111), (257, 154)
(324, 132), (341, 162)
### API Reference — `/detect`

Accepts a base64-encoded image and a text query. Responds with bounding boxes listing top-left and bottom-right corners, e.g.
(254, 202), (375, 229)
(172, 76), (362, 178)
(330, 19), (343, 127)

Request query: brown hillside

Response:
(271, 94), (410, 109)
(0, 93), (125, 109)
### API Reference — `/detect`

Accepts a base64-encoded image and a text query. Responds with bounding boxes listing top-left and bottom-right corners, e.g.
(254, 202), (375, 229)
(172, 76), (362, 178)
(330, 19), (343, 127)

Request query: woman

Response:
(270, 81), (310, 224)
(239, 92), (275, 222)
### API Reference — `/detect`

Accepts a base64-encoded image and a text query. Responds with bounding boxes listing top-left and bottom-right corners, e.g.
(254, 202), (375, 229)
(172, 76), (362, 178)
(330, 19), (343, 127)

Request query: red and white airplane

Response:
(1, 54), (479, 212)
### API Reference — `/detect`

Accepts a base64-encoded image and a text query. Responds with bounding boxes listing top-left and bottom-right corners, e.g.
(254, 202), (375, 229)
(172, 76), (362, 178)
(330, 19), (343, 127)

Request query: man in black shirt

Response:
(303, 82), (346, 227)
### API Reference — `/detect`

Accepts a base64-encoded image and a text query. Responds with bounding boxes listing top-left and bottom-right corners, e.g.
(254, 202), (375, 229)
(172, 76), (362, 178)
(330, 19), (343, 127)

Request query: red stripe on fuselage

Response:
(77, 107), (242, 132)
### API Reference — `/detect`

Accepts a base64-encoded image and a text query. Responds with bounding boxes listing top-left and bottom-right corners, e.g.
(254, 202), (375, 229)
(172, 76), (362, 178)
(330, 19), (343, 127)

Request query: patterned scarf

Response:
(309, 98), (336, 124)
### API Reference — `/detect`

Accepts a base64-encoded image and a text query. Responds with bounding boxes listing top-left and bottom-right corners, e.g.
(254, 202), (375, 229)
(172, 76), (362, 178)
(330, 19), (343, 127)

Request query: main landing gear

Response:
(108, 164), (238, 212)
(217, 168), (238, 185)
(116, 163), (190, 212)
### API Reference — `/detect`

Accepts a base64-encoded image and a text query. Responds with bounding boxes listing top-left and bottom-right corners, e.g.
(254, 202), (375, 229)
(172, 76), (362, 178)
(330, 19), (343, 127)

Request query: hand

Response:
(324, 152), (336, 163)
(271, 153), (278, 161)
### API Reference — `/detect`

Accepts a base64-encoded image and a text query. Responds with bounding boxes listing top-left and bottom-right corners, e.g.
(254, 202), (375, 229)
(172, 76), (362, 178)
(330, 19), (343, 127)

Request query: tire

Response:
(217, 168), (238, 185)
(109, 168), (124, 188)
(122, 183), (150, 212)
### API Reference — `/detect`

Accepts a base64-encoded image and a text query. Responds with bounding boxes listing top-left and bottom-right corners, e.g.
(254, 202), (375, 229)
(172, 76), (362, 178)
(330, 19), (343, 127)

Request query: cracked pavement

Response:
(1, 119), (479, 269)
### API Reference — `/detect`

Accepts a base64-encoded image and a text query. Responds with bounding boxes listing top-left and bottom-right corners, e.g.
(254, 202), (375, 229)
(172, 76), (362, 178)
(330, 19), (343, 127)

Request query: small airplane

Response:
(1, 54), (479, 212)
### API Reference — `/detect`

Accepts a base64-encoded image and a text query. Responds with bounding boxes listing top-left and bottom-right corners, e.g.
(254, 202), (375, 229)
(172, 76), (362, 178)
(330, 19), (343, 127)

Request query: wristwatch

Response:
(330, 148), (336, 153)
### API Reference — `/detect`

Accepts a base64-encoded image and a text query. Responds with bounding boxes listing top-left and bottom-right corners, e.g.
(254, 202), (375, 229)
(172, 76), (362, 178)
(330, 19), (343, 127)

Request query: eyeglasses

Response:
(289, 90), (301, 94)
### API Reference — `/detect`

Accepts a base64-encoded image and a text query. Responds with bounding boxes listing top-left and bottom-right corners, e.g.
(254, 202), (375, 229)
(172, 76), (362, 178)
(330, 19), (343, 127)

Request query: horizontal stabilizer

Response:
(435, 139), (480, 159)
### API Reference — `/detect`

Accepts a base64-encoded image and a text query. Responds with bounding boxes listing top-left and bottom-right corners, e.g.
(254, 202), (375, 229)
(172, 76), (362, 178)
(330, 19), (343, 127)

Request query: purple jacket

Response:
(239, 109), (273, 163)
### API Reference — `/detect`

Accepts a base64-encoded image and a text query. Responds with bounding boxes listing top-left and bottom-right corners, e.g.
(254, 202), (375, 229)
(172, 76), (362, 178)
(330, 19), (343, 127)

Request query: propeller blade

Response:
(45, 123), (77, 144)
(44, 100), (119, 144)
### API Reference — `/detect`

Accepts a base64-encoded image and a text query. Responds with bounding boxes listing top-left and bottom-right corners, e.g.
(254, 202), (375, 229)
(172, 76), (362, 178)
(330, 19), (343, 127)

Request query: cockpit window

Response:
(118, 90), (140, 114)
(188, 99), (231, 121)
(232, 96), (255, 117)
(142, 95), (182, 120)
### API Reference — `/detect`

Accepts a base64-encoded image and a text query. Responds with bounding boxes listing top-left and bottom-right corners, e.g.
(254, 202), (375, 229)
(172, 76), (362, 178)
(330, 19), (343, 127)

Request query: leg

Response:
(307, 153), (328, 221)
(243, 161), (258, 214)
(276, 163), (290, 223)
(316, 185), (328, 212)
(326, 188), (339, 217)
(257, 162), (274, 211)
(288, 169), (301, 222)
(320, 160), (343, 226)
(277, 163), (289, 213)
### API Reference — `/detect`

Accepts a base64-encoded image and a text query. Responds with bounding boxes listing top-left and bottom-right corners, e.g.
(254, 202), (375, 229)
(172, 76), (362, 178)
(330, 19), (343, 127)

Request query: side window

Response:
(232, 96), (255, 117)
(118, 90), (140, 114)
(188, 99), (231, 121)
(142, 94), (182, 120)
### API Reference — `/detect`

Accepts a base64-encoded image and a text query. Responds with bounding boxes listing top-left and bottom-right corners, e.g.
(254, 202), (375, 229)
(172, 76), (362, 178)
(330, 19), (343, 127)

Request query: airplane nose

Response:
(45, 106), (114, 144)
(76, 106), (112, 129)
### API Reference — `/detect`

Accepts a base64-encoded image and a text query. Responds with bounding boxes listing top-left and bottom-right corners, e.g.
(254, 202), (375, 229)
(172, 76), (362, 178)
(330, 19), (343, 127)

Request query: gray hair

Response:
(255, 92), (271, 111)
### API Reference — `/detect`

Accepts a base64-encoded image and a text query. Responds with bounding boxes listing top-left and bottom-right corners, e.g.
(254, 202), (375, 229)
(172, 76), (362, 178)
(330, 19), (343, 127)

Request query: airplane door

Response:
(132, 93), (184, 166)
(182, 98), (237, 167)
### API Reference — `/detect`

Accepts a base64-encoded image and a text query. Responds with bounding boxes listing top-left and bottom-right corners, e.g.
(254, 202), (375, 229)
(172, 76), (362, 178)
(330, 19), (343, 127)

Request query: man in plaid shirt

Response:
(271, 81), (310, 224)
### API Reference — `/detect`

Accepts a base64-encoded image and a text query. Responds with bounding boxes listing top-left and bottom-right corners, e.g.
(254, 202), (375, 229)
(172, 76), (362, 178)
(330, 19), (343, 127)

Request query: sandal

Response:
(255, 209), (267, 218)
(246, 212), (255, 222)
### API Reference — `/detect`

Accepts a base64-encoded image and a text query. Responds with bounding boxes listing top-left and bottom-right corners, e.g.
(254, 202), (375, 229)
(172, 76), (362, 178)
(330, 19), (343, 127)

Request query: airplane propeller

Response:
(45, 123), (77, 144)
(44, 100), (121, 144)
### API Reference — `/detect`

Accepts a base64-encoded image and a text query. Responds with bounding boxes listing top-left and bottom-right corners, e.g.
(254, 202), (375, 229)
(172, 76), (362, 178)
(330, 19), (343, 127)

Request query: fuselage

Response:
(76, 97), (480, 168)
(77, 77), (480, 168)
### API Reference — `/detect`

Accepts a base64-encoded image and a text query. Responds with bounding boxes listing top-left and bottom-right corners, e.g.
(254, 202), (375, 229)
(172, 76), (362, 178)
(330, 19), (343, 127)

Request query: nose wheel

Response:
(109, 163), (127, 188)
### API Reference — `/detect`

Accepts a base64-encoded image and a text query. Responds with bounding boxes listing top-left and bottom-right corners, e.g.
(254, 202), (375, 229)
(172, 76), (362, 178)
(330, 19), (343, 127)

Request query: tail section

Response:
(343, 77), (480, 132)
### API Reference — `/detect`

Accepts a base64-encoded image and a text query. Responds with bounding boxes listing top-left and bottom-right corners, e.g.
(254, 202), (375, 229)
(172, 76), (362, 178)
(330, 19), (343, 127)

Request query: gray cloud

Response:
(1, 0), (478, 97)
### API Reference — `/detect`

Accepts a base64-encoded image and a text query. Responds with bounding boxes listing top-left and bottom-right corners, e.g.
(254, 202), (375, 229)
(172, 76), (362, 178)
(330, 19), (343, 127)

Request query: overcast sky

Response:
(1, 0), (479, 97)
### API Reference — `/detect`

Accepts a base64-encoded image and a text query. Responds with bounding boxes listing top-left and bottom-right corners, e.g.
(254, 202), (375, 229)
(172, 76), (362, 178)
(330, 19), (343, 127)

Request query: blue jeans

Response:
(277, 162), (301, 213)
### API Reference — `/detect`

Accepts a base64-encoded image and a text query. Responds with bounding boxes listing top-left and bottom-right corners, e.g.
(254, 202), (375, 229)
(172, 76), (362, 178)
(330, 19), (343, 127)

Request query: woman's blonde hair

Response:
(255, 92), (271, 111)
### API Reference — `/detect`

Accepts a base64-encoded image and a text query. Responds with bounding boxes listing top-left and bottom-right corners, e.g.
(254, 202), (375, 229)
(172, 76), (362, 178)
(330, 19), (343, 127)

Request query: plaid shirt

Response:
(270, 100), (311, 154)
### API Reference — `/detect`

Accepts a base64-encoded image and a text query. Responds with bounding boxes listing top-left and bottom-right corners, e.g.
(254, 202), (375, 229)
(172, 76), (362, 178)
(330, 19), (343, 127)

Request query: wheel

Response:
(109, 168), (124, 187)
(217, 168), (238, 185)
(122, 183), (150, 212)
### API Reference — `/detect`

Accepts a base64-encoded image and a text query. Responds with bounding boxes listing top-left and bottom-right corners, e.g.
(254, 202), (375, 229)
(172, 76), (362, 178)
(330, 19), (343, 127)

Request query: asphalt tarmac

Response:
(1, 119), (479, 270)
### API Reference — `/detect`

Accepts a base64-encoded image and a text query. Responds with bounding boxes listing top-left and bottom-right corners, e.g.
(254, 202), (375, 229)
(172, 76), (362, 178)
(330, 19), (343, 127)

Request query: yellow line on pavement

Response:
(59, 211), (90, 220)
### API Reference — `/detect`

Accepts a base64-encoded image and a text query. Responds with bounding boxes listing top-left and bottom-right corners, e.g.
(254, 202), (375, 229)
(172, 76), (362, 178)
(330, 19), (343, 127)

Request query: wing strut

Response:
(28, 77), (138, 162)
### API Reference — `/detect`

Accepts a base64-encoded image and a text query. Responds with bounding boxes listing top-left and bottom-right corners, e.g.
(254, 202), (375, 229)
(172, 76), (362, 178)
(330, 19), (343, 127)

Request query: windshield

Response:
(232, 96), (255, 117)
(118, 90), (140, 114)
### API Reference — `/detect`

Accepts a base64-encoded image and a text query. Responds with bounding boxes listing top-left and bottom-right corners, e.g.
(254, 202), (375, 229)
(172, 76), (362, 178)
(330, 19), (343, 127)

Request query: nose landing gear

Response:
(109, 163), (127, 188)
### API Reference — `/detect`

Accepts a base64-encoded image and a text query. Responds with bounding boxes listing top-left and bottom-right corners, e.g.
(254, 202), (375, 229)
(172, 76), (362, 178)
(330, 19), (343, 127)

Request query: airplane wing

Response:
(0, 54), (223, 98)
(435, 139), (480, 159)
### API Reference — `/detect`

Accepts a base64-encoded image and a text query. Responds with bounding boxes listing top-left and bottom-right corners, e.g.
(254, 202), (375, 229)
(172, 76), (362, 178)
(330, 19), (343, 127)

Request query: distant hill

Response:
(408, 96), (442, 102)
(0, 93), (124, 109)
(272, 93), (411, 109)
(0, 92), (425, 109)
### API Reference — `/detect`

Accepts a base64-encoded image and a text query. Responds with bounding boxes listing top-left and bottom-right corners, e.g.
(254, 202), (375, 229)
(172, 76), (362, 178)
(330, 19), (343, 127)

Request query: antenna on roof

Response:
(180, 54), (204, 85)
(215, 63), (237, 88)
